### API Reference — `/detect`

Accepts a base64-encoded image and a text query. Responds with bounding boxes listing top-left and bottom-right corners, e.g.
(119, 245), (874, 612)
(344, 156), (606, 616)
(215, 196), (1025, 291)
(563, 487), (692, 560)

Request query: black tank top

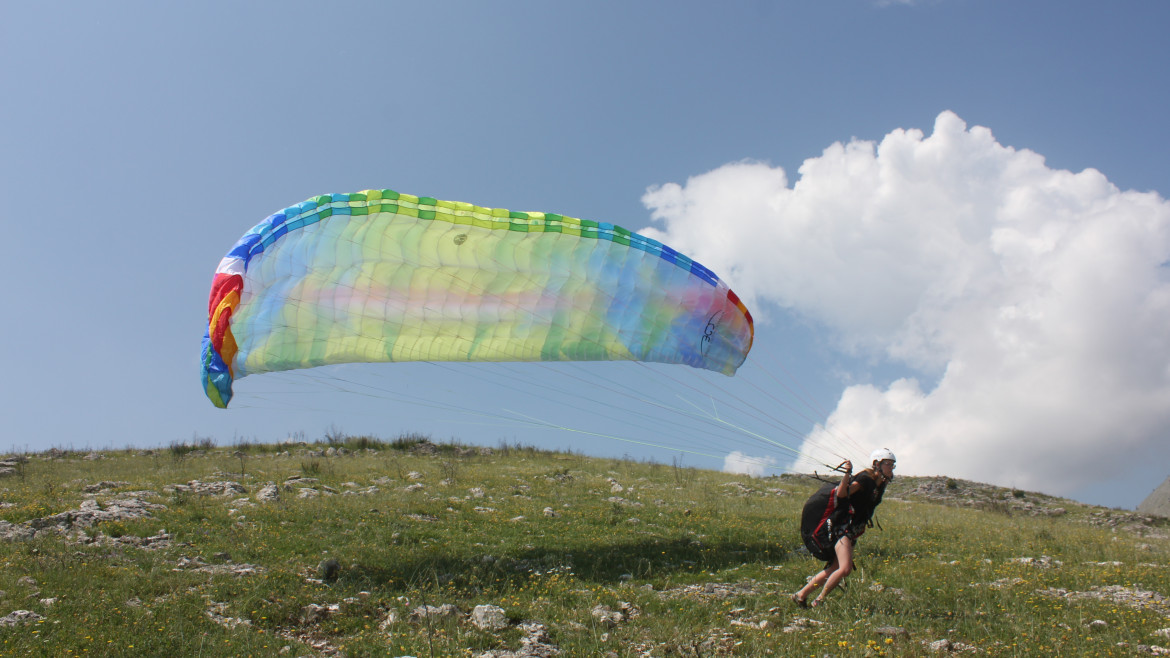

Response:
(832, 470), (884, 531)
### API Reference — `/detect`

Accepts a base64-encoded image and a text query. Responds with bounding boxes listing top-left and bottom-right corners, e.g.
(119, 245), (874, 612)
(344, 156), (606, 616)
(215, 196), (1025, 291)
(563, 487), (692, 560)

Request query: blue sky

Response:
(3, 1), (1168, 509)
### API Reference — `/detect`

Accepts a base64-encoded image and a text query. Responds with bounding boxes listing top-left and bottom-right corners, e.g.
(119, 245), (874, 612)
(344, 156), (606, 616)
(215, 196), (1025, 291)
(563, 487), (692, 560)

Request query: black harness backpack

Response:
(800, 481), (842, 562)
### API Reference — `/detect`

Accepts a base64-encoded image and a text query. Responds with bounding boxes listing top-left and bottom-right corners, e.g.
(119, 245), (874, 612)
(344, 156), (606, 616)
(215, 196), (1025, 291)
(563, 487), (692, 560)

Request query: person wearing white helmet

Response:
(793, 448), (896, 607)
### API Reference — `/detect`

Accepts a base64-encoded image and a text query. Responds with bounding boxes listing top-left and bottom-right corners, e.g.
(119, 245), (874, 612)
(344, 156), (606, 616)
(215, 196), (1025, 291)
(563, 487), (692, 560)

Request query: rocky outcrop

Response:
(0, 497), (165, 541)
(1138, 476), (1170, 518)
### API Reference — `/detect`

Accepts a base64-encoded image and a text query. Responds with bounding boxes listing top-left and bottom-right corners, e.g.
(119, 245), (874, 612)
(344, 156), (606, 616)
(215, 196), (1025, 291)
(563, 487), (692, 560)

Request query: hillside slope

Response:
(1, 439), (1168, 656)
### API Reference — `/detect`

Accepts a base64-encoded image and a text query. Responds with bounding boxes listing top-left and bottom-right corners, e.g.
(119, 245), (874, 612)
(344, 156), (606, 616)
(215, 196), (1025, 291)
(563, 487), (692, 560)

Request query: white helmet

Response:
(870, 448), (896, 464)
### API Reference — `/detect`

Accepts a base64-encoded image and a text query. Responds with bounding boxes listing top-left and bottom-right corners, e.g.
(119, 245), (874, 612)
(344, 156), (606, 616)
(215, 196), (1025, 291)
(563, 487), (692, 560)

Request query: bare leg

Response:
(795, 558), (838, 603)
(814, 537), (854, 603)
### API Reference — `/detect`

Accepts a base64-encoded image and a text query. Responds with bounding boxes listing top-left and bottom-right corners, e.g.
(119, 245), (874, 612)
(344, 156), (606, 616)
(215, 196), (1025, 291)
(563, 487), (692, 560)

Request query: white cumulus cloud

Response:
(641, 111), (1170, 495)
(723, 451), (778, 478)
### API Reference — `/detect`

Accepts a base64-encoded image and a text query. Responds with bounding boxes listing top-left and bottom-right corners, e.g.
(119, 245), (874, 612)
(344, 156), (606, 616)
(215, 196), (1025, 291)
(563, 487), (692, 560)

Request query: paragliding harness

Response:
(800, 480), (845, 562)
(799, 468), (884, 563)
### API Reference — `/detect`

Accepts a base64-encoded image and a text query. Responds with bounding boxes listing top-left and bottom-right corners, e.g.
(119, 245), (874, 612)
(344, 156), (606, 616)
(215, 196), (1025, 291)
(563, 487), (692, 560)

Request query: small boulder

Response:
(410, 604), (460, 621)
(318, 559), (340, 582)
(471, 604), (508, 631)
(591, 604), (623, 628)
(299, 603), (338, 624)
(0, 610), (43, 627)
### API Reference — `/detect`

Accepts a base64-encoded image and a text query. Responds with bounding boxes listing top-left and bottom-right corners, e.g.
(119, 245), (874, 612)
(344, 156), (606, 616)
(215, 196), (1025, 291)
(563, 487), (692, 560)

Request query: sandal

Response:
(810, 597), (825, 608)
(791, 593), (807, 608)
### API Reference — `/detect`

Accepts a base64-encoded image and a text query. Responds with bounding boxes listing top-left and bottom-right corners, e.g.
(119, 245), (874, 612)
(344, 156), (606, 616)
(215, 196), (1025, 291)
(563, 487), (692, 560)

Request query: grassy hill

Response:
(1, 436), (1167, 657)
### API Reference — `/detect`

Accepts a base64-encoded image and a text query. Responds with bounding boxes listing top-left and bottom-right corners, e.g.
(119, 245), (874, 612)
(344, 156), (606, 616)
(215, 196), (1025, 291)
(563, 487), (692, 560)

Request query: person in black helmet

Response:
(792, 448), (896, 607)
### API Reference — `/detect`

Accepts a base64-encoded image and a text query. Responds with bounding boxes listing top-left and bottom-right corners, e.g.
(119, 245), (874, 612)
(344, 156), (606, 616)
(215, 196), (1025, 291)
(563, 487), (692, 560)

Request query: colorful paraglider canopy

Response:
(201, 189), (754, 408)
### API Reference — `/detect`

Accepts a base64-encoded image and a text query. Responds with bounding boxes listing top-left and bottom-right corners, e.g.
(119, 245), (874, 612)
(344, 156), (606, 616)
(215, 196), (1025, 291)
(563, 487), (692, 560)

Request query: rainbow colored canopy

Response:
(201, 190), (754, 408)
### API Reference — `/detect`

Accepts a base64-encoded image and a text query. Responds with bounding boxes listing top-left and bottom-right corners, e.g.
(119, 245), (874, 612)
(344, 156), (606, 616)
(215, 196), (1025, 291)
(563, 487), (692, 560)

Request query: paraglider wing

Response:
(201, 190), (754, 408)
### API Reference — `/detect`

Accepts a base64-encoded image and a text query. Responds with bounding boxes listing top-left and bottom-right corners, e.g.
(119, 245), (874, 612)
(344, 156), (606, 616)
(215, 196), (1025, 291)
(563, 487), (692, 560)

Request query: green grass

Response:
(0, 437), (1167, 656)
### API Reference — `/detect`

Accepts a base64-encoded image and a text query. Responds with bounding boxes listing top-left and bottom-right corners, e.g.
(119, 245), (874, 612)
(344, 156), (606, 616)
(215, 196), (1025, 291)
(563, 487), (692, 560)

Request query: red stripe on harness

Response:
(811, 493), (838, 554)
